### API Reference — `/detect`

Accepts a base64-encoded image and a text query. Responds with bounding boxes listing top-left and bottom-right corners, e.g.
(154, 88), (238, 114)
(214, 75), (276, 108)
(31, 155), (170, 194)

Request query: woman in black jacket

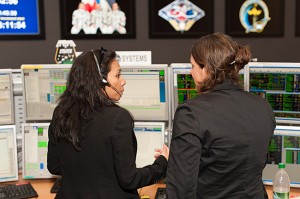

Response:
(166, 33), (276, 199)
(47, 48), (169, 199)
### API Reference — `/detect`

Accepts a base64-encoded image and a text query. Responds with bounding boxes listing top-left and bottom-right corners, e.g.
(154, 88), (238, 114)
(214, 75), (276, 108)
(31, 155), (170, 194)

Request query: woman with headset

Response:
(47, 48), (169, 199)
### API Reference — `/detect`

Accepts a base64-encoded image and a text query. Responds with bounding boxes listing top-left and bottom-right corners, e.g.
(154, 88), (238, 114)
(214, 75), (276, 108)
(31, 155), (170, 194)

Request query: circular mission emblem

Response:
(239, 0), (271, 33)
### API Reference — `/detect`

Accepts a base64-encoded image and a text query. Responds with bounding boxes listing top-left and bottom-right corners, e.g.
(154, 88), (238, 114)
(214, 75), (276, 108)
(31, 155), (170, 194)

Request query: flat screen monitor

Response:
(263, 125), (300, 187)
(248, 62), (300, 124)
(134, 122), (165, 168)
(22, 123), (55, 179)
(0, 125), (18, 182)
(0, 69), (14, 125)
(118, 65), (169, 121)
(0, 0), (45, 40)
(22, 64), (71, 121)
(170, 63), (246, 118)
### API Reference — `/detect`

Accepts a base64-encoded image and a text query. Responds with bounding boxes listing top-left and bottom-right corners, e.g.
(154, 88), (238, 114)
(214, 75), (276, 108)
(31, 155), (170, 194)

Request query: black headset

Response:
(92, 47), (108, 85)
(92, 47), (123, 97)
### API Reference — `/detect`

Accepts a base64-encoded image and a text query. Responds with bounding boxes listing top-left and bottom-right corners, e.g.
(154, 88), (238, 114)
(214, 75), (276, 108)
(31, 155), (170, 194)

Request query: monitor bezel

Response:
(0, 0), (45, 40)
(0, 125), (18, 182)
(21, 64), (72, 122)
(0, 69), (15, 125)
(134, 121), (166, 168)
(119, 64), (170, 121)
(22, 122), (56, 179)
(170, 63), (248, 119)
(263, 125), (300, 188)
(248, 62), (300, 124)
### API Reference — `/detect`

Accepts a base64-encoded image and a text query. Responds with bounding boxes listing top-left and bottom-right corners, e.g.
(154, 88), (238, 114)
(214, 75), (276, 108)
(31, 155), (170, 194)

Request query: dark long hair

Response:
(52, 50), (117, 150)
(191, 32), (251, 92)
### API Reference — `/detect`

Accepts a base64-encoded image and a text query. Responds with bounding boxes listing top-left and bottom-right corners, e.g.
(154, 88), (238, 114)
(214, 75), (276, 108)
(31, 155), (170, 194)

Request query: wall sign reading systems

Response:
(0, 0), (45, 39)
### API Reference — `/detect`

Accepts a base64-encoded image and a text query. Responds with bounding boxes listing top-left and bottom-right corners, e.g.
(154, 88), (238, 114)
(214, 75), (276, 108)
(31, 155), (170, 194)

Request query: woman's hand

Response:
(154, 144), (169, 160)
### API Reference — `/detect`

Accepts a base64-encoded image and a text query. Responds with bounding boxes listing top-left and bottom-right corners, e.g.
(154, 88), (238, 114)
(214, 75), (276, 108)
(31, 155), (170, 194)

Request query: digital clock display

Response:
(0, 0), (44, 39)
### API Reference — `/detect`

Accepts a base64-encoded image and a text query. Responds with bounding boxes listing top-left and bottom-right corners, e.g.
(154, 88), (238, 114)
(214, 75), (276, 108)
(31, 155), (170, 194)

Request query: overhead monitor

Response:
(22, 123), (55, 179)
(0, 0), (45, 40)
(170, 63), (247, 118)
(248, 62), (300, 124)
(263, 125), (300, 187)
(134, 122), (165, 168)
(0, 125), (18, 182)
(21, 64), (71, 121)
(118, 65), (169, 121)
(0, 69), (14, 125)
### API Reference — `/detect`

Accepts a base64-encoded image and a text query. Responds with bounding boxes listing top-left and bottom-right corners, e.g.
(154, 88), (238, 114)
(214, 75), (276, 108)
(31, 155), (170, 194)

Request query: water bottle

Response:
(273, 163), (290, 199)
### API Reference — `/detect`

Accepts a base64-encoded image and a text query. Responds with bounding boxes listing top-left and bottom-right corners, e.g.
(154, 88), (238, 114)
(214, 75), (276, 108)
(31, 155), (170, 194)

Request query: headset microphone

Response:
(107, 82), (123, 97)
(92, 48), (122, 97)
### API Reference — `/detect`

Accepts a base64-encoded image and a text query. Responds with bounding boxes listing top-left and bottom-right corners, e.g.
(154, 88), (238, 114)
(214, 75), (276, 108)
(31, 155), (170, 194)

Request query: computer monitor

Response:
(21, 64), (71, 121)
(0, 125), (18, 182)
(248, 62), (300, 124)
(134, 122), (165, 168)
(170, 63), (247, 118)
(22, 123), (55, 179)
(118, 65), (169, 121)
(263, 125), (300, 187)
(0, 0), (45, 40)
(11, 69), (24, 137)
(0, 69), (14, 125)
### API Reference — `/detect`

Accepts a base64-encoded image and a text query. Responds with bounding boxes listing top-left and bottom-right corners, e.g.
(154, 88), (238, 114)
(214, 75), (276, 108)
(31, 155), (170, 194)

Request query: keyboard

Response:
(50, 178), (61, 193)
(0, 183), (38, 199)
(155, 188), (167, 199)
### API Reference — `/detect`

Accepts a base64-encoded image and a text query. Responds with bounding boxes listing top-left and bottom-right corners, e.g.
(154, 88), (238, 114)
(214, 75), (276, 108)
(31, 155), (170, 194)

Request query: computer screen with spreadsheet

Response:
(170, 63), (247, 118)
(134, 122), (165, 168)
(118, 65), (169, 121)
(263, 125), (300, 187)
(22, 123), (56, 179)
(248, 62), (300, 124)
(21, 64), (71, 121)
(0, 69), (14, 125)
(0, 125), (18, 182)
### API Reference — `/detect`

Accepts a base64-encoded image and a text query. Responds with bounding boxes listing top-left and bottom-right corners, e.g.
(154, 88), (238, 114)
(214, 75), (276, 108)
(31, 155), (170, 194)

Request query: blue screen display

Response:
(0, 0), (41, 35)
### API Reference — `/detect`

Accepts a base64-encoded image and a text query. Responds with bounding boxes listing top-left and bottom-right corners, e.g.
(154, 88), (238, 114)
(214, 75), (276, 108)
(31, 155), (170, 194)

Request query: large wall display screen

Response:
(0, 0), (45, 39)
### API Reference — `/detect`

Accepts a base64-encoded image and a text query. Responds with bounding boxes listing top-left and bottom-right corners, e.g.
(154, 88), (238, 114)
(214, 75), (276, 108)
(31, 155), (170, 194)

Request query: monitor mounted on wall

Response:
(0, 0), (45, 40)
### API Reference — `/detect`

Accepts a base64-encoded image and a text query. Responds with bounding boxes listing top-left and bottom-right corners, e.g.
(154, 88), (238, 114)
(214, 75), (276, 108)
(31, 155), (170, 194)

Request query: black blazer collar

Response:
(211, 79), (243, 92)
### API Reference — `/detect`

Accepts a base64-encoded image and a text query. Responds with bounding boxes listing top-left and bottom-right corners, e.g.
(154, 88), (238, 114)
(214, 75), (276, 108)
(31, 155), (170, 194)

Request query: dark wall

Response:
(0, 0), (299, 69)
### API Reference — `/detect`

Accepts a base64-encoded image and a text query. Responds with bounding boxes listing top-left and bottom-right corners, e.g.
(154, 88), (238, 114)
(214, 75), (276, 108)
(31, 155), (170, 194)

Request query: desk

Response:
(139, 183), (300, 199)
(2, 176), (300, 199)
(1, 174), (57, 199)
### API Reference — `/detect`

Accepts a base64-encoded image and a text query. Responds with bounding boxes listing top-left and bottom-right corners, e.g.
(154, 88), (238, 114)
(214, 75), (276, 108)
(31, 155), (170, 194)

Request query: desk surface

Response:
(139, 183), (300, 199)
(1, 174), (57, 199)
(1, 175), (300, 199)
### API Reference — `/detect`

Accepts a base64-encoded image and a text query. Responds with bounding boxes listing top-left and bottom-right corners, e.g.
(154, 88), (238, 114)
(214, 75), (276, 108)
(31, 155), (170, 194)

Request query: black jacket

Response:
(166, 80), (276, 199)
(47, 106), (167, 199)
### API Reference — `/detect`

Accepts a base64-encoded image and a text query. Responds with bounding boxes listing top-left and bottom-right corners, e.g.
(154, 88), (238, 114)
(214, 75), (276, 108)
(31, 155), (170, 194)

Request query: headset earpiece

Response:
(101, 77), (108, 84)
(92, 50), (108, 86)
(92, 48), (122, 97)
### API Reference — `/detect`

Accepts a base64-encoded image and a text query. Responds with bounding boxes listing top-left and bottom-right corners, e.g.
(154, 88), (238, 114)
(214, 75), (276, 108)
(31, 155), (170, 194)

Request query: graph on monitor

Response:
(170, 63), (247, 118)
(263, 125), (300, 187)
(22, 123), (56, 179)
(249, 62), (300, 123)
(22, 64), (71, 121)
(0, 69), (14, 125)
(118, 65), (169, 121)
(0, 125), (18, 182)
(134, 122), (165, 168)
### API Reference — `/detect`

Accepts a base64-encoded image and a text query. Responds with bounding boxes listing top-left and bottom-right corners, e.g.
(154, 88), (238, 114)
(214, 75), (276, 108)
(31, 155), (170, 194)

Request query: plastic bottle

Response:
(273, 163), (290, 199)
